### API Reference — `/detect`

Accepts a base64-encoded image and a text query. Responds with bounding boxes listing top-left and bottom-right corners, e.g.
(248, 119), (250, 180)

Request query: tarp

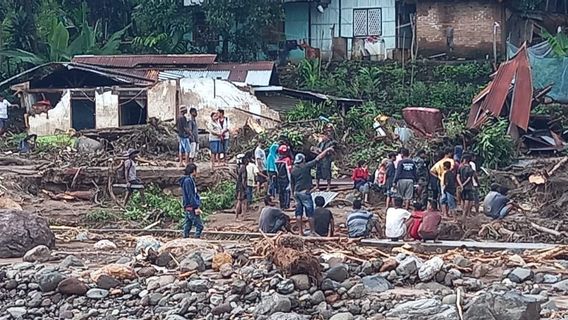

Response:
(508, 41), (568, 104)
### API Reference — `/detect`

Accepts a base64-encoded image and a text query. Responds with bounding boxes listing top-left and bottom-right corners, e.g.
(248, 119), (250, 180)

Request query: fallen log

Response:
(530, 222), (562, 237)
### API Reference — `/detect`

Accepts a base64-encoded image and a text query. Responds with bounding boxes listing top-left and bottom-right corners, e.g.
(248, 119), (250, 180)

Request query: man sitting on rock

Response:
(385, 197), (411, 241)
(259, 195), (291, 234)
(346, 200), (380, 238)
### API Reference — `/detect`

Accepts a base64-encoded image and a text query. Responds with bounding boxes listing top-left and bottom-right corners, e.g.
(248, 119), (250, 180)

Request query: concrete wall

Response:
(148, 80), (177, 121)
(28, 90), (72, 136)
(95, 91), (119, 129)
(416, 0), (504, 58)
(178, 78), (280, 131)
(284, 0), (396, 58)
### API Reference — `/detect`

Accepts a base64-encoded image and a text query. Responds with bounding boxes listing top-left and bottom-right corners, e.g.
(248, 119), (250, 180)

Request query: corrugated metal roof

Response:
(158, 70), (230, 81)
(72, 54), (217, 68)
(510, 46), (533, 131)
(157, 61), (275, 86)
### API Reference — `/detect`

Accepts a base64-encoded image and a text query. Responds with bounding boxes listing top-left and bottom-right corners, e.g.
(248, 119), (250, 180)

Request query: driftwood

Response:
(0, 156), (38, 166)
(530, 222), (563, 237)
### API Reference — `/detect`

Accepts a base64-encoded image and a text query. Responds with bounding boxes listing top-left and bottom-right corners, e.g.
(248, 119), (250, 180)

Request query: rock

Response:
(387, 299), (456, 318)
(86, 288), (109, 299)
(277, 279), (295, 294)
(444, 269), (462, 286)
(326, 264), (349, 282)
(255, 293), (291, 315)
(146, 293), (163, 306)
(137, 266), (157, 278)
(212, 303), (232, 315)
(75, 136), (103, 153)
(379, 258), (398, 272)
(212, 252), (233, 271)
(330, 312), (354, 320)
(396, 257), (419, 277)
(290, 274), (310, 291)
(508, 268), (534, 283)
(27, 291), (42, 307)
(220, 263), (233, 278)
(463, 292), (540, 320)
(23, 245), (52, 262)
(321, 279), (341, 291)
(361, 275), (392, 293)
(471, 263), (491, 278)
(419, 256), (444, 282)
(75, 231), (88, 241)
(552, 279), (568, 291)
(180, 253), (206, 272)
(147, 275), (176, 290)
(96, 274), (121, 289)
(188, 279), (209, 292)
(268, 312), (305, 320)
(347, 284), (365, 299)
(452, 255), (471, 268)
(415, 282), (452, 295)
(59, 255), (86, 269)
(57, 277), (88, 296)
(166, 316), (187, 320)
(0, 209), (55, 258)
(360, 261), (374, 275)
(155, 252), (175, 267)
(7, 307), (27, 318)
(442, 294), (457, 305)
(93, 240), (117, 250)
(311, 291), (325, 305)
(135, 236), (161, 255)
(37, 271), (66, 292)
(508, 254), (526, 267)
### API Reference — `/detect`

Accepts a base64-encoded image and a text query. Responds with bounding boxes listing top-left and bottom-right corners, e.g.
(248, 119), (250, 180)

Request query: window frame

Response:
(353, 7), (383, 38)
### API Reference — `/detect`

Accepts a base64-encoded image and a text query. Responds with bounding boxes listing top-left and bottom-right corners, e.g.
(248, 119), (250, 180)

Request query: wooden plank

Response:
(361, 239), (557, 251)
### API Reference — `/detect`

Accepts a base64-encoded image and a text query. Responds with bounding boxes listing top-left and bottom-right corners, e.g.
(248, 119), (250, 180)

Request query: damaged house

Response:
(0, 55), (282, 136)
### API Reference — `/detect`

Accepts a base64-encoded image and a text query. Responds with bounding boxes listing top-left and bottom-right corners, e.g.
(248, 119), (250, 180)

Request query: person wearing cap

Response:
(188, 107), (199, 163)
(275, 145), (292, 209)
(290, 147), (334, 236)
(123, 149), (145, 206)
(177, 105), (191, 167)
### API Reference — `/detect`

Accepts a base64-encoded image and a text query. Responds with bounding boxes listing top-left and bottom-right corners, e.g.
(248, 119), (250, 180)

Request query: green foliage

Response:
(541, 29), (568, 57)
(473, 119), (515, 169)
(125, 185), (186, 222)
(279, 128), (305, 148)
(444, 113), (467, 141)
(35, 135), (75, 152)
(199, 180), (236, 214)
(285, 101), (330, 122)
(86, 208), (117, 222)
(0, 132), (27, 151)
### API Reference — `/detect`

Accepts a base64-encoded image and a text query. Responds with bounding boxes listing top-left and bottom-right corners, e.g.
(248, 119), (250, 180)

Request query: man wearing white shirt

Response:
(385, 197), (412, 241)
(0, 95), (11, 135)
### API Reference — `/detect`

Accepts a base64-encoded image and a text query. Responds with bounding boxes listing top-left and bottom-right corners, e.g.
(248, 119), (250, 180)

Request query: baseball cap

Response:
(294, 153), (305, 164)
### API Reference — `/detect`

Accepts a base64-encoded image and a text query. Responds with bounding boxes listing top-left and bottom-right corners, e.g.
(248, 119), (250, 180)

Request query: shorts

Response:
(316, 159), (332, 180)
(472, 188), (480, 203)
(127, 178), (144, 192)
(461, 189), (475, 201)
(0, 118), (6, 130)
(397, 179), (414, 200)
(440, 192), (457, 209)
(209, 141), (223, 154)
(294, 191), (314, 218)
(189, 142), (198, 158)
(179, 138), (191, 154)
(491, 205), (512, 219)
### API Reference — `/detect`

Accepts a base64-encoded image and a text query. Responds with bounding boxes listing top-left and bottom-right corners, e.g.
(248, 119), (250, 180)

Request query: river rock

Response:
(330, 312), (354, 320)
(290, 274), (310, 291)
(57, 277), (89, 296)
(0, 209), (55, 258)
(37, 271), (66, 292)
(463, 292), (540, 320)
(211, 303), (232, 315)
(508, 268), (533, 283)
(255, 293), (291, 315)
(387, 298), (457, 319)
(7, 307), (27, 318)
(277, 279), (295, 294)
(180, 253), (206, 272)
(419, 256), (444, 282)
(96, 274), (122, 289)
(396, 257), (419, 277)
(268, 312), (305, 320)
(86, 288), (109, 299)
(380, 258), (399, 272)
(326, 264), (349, 282)
(415, 282), (452, 295)
(188, 279), (209, 292)
(75, 136), (103, 153)
(362, 275), (392, 293)
(23, 245), (52, 262)
(552, 279), (568, 291)
(347, 284), (365, 299)
(59, 255), (86, 269)
(93, 240), (117, 250)
(135, 236), (161, 255)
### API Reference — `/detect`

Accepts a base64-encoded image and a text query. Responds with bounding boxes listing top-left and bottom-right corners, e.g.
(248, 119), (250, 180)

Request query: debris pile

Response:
(1, 235), (566, 319)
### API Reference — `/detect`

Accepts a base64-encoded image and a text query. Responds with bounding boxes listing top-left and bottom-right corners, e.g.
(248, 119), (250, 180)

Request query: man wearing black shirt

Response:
(440, 161), (457, 216)
(393, 148), (417, 209)
(458, 154), (475, 217)
(177, 106), (191, 167)
(313, 196), (334, 236)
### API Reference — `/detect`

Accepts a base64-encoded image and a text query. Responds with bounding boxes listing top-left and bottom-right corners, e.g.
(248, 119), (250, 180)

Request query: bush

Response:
(473, 119), (516, 169)
(200, 180), (236, 214)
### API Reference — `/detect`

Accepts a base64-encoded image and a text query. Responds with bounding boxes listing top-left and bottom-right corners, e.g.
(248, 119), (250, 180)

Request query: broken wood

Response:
(547, 156), (568, 176)
(530, 222), (562, 237)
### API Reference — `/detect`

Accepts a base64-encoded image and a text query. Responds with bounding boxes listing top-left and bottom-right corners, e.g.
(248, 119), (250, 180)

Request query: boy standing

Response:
(188, 108), (199, 163)
(384, 152), (397, 208)
(180, 163), (204, 238)
(313, 196), (334, 237)
(440, 161), (457, 216)
(177, 105), (191, 167)
(123, 149), (145, 206)
(393, 148), (417, 209)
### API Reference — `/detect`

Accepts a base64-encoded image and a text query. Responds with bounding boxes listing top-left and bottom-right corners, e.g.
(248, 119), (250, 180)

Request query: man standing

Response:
(187, 108), (199, 163)
(177, 106), (191, 167)
(346, 200), (380, 238)
(290, 148), (333, 236)
(276, 145), (292, 209)
(123, 149), (145, 206)
(235, 154), (248, 220)
(457, 154), (475, 216)
(259, 195), (291, 233)
(384, 152), (397, 208)
(393, 148), (417, 209)
(255, 140), (268, 193)
(430, 148), (455, 203)
(180, 163), (204, 238)
(217, 109), (230, 162)
(0, 94), (12, 136)
(413, 149), (430, 207)
(314, 131), (335, 191)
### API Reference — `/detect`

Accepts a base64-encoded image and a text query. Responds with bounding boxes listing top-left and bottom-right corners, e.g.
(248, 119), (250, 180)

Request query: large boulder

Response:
(463, 292), (541, 320)
(0, 210), (55, 258)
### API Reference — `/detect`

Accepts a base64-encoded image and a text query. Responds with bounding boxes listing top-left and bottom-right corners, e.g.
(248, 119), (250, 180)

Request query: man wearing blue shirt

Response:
(180, 163), (203, 238)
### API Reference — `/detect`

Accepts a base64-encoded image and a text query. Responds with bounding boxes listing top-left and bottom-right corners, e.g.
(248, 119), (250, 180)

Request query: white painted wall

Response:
(310, 0), (396, 57)
(28, 90), (72, 136)
(147, 80), (177, 121)
(95, 91), (119, 129)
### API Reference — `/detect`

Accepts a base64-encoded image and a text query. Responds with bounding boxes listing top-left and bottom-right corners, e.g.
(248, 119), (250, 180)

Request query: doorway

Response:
(71, 99), (96, 130)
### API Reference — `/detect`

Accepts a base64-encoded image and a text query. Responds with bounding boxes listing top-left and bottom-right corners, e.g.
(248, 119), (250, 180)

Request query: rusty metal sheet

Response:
(72, 54), (217, 68)
(510, 46), (533, 131)
(467, 102), (482, 128)
(402, 107), (443, 136)
(481, 59), (517, 116)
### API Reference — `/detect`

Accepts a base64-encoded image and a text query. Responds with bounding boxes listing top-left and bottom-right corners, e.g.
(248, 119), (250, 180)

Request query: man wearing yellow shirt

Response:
(430, 148), (455, 203)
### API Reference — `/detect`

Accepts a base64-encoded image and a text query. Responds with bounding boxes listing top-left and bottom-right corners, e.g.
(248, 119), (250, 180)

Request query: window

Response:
(353, 8), (382, 37)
